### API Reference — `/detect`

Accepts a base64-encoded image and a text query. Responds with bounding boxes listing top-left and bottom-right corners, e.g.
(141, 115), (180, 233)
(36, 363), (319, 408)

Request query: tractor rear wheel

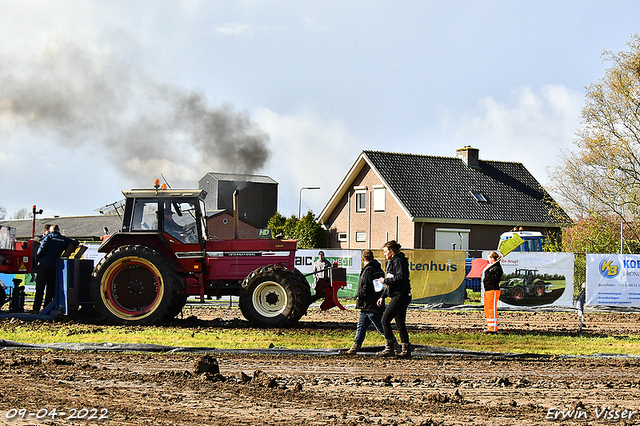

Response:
(90, 245), (183, 325)
(512, 285), (525, 301)
(239, 265), (310, 327)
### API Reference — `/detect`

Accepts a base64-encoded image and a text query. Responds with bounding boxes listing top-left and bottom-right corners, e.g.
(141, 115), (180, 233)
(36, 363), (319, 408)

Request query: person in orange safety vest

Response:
(482, 251), (503, 333)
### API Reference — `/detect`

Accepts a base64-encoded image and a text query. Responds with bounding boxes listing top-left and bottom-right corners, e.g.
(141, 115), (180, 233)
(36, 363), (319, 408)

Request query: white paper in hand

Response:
(373, 278), (384, 292)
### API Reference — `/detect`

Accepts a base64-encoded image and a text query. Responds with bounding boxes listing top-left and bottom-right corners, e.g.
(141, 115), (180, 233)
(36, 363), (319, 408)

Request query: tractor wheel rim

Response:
(101, 256), (164, 320)
(252, 280), (287, 318)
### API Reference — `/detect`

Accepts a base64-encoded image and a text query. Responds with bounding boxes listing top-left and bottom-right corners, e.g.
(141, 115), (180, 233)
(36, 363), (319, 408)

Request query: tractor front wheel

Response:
(239, 265), (310, 327)
(90, 245), (183, 325)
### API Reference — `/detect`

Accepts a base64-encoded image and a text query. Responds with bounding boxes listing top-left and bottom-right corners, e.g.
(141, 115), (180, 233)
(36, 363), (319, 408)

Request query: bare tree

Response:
(11, 208), (30, 219)
(0, 206), (6, 220)
(548, 34), (640, 229)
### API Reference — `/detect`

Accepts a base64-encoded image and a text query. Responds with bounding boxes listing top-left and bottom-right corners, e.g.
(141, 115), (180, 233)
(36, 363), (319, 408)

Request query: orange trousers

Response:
(484, 290), (500, 332)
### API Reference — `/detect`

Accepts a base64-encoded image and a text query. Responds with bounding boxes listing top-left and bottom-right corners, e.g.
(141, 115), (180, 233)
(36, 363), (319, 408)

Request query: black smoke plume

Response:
(0, 39), (270, 188)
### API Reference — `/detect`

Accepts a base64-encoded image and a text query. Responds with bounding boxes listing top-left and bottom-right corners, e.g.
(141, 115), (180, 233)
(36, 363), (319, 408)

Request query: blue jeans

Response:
(354, 311), (385, 345)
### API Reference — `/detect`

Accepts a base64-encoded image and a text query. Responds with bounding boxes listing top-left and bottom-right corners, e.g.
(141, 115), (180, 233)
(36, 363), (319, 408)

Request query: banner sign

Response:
(481, 252), (575, 308)
(373, 249), (467, 304)
(296, 249), (467, 303)
(0, 272), (36, 293)
(586, 254), (640, 307)
(295, 249), (361, 297)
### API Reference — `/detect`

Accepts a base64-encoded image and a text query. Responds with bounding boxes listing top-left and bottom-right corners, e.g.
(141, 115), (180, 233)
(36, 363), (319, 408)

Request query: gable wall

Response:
(325, 164), (414, 249)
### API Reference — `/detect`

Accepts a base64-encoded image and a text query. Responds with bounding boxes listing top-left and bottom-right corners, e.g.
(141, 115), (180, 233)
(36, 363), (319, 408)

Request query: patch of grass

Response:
(465, 289), (481, 304)
(0, 325), (360, 350)
(411, 332), (640, 356)
(2, 323), (640, 356)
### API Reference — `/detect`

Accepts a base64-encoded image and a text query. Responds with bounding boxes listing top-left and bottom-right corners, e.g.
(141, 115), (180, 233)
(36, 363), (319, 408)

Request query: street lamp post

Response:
(298, 186), (320, 218)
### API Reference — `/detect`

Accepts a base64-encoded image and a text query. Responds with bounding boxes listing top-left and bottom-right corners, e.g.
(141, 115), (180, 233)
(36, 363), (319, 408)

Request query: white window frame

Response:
(373, 186), (386, 212)
(337, 232), (348, 242)
(356, 232), (366, 242)
(354, 187), (366, 213)
(471, 191), (488, 202)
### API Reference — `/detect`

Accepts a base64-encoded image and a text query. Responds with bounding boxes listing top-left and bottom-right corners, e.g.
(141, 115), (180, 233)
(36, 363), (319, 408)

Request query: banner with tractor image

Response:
(482, 251), (575, 308)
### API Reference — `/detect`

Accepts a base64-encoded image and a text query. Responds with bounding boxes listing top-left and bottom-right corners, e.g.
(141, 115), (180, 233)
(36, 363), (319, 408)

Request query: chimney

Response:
(456, 146), (480, 169)
(233, 189), (239, 239)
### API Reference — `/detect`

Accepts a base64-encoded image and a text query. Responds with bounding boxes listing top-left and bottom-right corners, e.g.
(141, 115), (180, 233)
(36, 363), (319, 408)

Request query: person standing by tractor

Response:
(339, 249), (386, 355)
(32, 224), (78, 314)
(35, 224), (52, 243)
(482, 251), (503, 333)
(312, 251), (332, 285)
(376, 240), (412, 358)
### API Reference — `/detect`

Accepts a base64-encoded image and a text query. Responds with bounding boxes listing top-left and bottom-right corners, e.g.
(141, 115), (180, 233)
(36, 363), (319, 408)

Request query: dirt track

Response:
(1, 307), (639, 425)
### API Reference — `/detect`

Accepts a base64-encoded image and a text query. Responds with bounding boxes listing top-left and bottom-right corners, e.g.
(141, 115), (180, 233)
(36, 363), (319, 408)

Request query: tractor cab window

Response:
(130, 200), (159, 231)
(162, 201), (200, 244)
(519, 237), (542, 252)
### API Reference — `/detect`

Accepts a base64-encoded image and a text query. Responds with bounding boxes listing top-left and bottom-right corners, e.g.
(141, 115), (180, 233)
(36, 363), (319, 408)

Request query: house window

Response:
(337, 232), (347, 242)
(354, 188), (366, 212)
(373, 186), (385, 211)
(471, 191), (488, 202)
(356, 232), (366, 242)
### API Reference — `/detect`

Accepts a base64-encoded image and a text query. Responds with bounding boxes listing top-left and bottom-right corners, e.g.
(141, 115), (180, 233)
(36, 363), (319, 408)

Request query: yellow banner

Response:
(498, 233), (524, 256)
(372, 249), (466, 299)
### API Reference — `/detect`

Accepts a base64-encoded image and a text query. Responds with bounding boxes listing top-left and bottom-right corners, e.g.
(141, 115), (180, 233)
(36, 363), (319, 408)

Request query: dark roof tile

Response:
(363, 150), (569, 223)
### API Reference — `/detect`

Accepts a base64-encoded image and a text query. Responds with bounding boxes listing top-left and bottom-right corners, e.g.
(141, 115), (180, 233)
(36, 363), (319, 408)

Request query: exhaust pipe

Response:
(233, 189), (239, 239)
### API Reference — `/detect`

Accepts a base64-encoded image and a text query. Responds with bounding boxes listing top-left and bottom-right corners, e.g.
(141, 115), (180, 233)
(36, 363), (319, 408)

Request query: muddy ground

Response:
(1, 306), (640, 425)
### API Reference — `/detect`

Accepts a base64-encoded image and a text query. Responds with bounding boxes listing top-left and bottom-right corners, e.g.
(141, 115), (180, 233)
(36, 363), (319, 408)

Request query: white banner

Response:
(482, 251), (575, 308)
(295, 249), (361, 296)
(586, 254), (640, 307)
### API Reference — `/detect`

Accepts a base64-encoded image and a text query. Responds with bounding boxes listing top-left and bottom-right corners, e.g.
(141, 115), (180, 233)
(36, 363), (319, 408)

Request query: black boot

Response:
(376, 339), (396, 357)
(397, 342), (411, 358)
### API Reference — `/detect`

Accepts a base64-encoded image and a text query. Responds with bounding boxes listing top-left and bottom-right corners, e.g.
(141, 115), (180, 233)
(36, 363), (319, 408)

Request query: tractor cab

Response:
(499, 228), (544, 252)
(101, 188), (208, 250)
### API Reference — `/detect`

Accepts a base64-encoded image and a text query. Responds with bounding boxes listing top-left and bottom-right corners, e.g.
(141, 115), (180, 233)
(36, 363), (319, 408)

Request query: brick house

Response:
(318, 147), (571, 256)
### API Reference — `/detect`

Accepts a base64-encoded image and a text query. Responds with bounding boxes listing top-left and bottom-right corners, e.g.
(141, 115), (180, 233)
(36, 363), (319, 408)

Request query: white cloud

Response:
(448, 85), (584, 185)
(255, 108), (363, 216)
(0, 150), (17, 163)
(216, 23), (255, 36)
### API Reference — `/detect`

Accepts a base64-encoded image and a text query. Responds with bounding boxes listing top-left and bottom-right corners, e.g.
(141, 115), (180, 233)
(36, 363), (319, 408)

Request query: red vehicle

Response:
(1, 185), (341, 326)
(91, 186), (319, 326)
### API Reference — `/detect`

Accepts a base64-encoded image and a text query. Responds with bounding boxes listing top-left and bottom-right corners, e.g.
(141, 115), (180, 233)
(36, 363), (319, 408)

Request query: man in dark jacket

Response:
(32, 224), (79, 313)
(339, 249), (386, 355)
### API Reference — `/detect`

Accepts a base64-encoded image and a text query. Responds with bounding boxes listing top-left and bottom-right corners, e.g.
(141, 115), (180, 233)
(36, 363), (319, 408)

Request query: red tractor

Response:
(1, 185), (342, 326)
(90, 186), (326, 327)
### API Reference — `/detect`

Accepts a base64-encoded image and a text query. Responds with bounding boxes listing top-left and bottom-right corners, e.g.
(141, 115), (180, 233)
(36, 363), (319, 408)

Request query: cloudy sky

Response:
(0, 1), (638, 220)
